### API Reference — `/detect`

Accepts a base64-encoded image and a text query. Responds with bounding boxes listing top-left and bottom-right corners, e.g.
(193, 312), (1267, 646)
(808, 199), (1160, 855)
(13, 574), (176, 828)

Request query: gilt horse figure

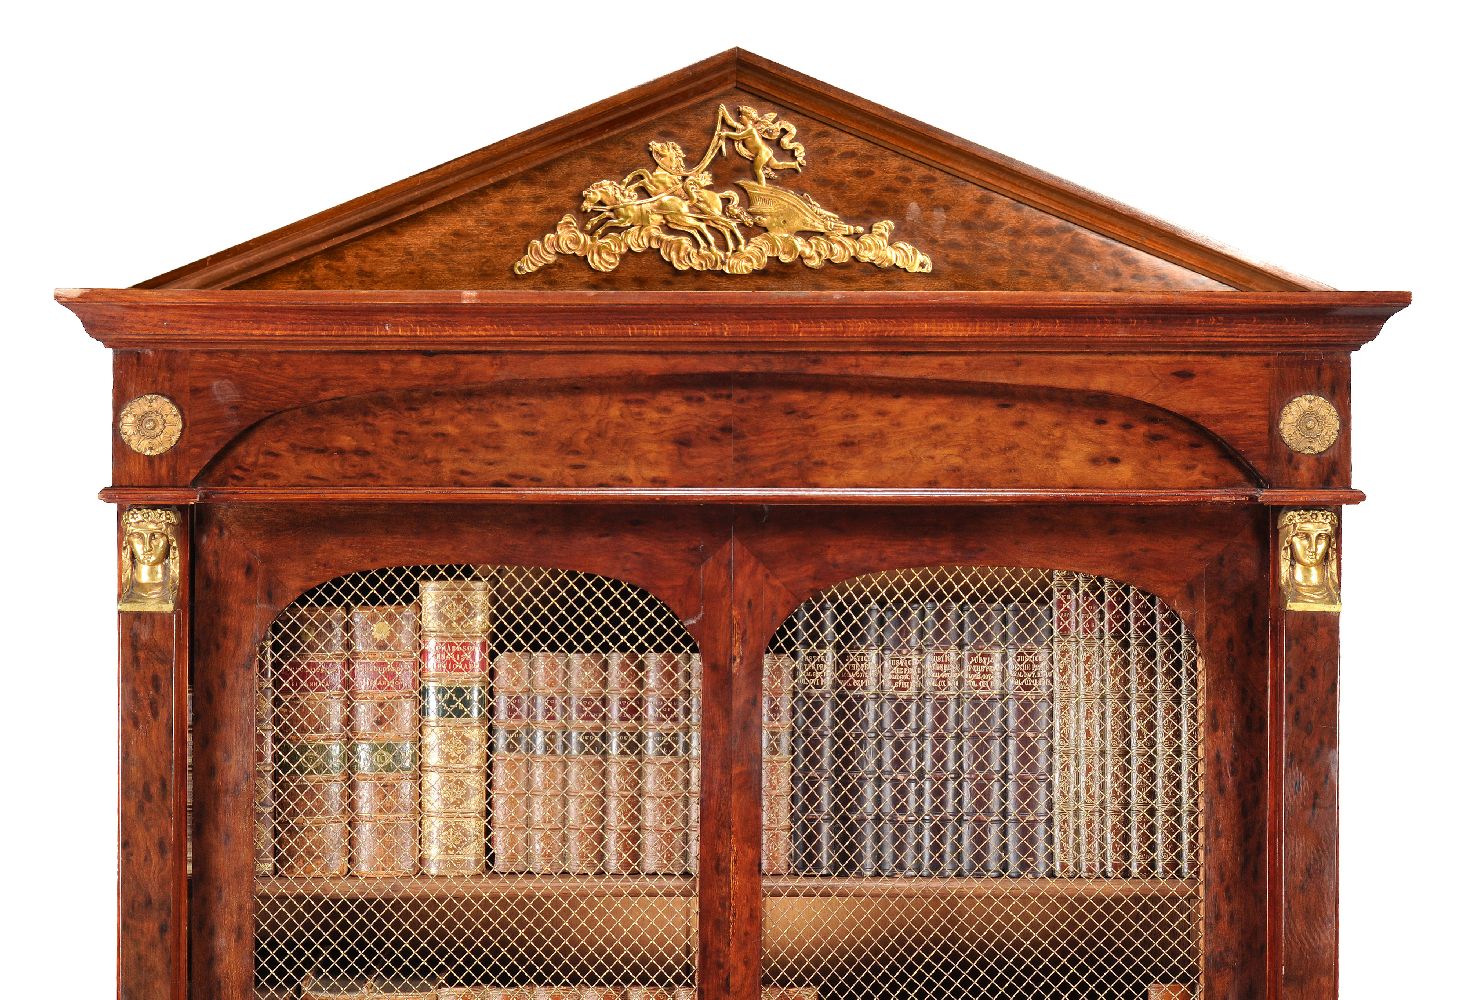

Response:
(580, 179), (743, 254)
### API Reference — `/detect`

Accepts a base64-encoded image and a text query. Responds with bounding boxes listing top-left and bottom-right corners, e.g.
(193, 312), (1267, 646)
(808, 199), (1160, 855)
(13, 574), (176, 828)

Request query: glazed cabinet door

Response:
(732, 506), (1270, 1000)
(188, 505), (731, 1000)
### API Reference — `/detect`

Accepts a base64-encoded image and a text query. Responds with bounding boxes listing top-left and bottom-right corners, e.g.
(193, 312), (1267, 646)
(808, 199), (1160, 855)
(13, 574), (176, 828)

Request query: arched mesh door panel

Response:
(252, 565), (699, 999)
(762, 567), (1202, 1000)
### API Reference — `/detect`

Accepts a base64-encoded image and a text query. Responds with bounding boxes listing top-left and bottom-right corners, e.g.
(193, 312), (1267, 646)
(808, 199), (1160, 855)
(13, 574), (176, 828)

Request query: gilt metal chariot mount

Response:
(514, 104), (932, 276)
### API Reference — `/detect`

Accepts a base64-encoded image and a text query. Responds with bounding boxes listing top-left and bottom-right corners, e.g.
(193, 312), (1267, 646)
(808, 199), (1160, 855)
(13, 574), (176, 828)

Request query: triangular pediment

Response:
(140, 50), (1322, 292)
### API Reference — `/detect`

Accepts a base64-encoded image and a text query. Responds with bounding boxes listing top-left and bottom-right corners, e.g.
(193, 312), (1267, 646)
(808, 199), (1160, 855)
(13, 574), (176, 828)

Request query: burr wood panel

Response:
(118, 504), (190, 1000)
(198, 377), (1254, 492)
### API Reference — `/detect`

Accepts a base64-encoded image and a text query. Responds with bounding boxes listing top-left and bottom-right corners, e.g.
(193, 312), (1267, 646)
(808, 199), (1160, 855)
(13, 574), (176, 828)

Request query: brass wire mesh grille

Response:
(253, 565), (699, 999)
(763, 567), (1202, 1000)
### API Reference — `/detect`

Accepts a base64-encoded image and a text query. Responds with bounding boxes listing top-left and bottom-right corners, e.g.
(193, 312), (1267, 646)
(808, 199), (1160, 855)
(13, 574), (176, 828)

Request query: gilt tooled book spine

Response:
(603, 650), (644, 874)
(349, 603), (421, 877)
(491, 650), (533, 872)
(959, 602), (1005, 877)
(877, 601), (923, 876)
(1125, 586), (1154, 877)
(528, 651), (571, 873)
(641, 651), (688, 873)
(762, 651), (795, 875)
(842, 601), (883, 877)
(275, 606), (350, 876)
(1075, 580), (1107, 877)
(1006, 598), (1054, 877)
(686, 652), (702, 873)
(1100, 578), (1131, 877)
(1176, 627), (1197, 878)
(1154, 604), (1190, 878)
(252, 643), (271, 876)
(565, 652), (609, 874)
(791, 601), (840, 875)
(923, 600), (963, 877)
(419, 580), (491, 876)
(1051, 572), (1084, 877)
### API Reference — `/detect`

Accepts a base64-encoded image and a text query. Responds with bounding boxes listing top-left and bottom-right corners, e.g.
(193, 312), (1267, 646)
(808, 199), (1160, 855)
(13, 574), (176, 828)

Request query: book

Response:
(529, 651), (571, 873)
(1125, 585), (1156, 878)
(641, 651), (688, 873)
(603, 650), (644, 874)
(686, 652), (702, 873)
(1101, 579), (1133, 875)
(253, 643), (272, 876)
(1053, 572), (1105, 876)
(1148, 987), (1193, 1000)
(302, 977), (433, 1000)
(1155, 603), (1192, 878)
(762, 652), (795, 875)
(841, 600), (884, 876)
(959, 601), (1006, 877)
(877, 601), (923, 875)
(419, 580), (491, 876)
(565, 652), (609, 874)
(349, 603), (420, 877)
(491, 650), (533, 872)
(275, 605), (350, 877)
(921, 600), (964, 876)
(1005, 596), (1053, 876)
(790, 599), (841, 875)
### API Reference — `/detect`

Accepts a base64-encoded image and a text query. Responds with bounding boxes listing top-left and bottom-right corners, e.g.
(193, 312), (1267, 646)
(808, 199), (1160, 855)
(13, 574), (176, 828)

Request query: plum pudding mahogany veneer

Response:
(60, 49), (1407, 1000)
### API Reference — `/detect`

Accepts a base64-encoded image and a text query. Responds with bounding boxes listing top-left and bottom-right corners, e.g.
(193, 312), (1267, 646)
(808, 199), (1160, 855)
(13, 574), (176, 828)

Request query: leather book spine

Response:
(1075, 579), (1107, 877)
(641, 651), (688, 873)
(960, 602), (1006, 877)
(790, 601), (838, 875)
(844, 601), (884, 876)
(1006, 598), (1054, 876)
(602, 650), (644, 874)
(879, 601), (923, 875)
(301, 974), (369, 1000)
(924, 600), (963, 877)
(1148, 984), (1193, 1000)
(253, 643), (272, 876)
(1176, 627), (1197, 878)
(1125, 586), (1153, 877)
(349, 603), (420, 877)
(418, 580), (491, 876)
(565, 652), (609, 874)
(275, 605), (349, 877)
(762, 652), (795, 874)
(491, 651), (533, 873)
(1101, 578), (1131, 876)
(686, 652), (702, 873)
(1051, 572), (1081, 877)
(1155, 604), (1187, 878)
(528, 651), (570, 873)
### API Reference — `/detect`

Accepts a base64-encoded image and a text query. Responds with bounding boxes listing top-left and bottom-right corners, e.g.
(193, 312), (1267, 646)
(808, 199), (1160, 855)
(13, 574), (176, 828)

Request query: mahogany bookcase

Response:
(60, 49), (1406, 1000)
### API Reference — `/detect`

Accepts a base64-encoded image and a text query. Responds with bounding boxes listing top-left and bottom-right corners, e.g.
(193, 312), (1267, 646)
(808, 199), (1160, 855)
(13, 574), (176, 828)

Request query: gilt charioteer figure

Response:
(515, 104), (930, 275)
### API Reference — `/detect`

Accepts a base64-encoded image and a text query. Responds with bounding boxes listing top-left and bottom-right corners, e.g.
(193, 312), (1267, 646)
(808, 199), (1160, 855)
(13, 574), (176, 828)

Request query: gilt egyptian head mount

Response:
(1278, 509), (1341, 612)
(119, 506), (180, 612)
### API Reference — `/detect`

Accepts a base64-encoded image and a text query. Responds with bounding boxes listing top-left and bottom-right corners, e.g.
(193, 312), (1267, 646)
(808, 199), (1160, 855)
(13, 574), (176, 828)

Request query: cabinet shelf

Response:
(763, 876), (1197, 899)
(255, 874), (698, 901)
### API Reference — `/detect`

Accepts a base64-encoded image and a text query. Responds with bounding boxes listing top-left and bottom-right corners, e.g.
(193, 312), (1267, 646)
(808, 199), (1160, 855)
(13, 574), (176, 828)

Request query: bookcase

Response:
(61, 50), (1407, 1000)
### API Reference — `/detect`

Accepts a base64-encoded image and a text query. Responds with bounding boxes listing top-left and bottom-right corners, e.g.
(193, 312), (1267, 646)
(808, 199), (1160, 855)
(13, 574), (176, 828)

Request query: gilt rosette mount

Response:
(118, 393), (183, 456)
(1278, 394), (1341, 455)
(515, 104), (932, 276)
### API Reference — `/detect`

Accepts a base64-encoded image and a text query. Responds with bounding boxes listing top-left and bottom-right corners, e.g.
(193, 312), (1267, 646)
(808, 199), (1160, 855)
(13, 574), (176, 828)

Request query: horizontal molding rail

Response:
(99, 486), (1367, 506)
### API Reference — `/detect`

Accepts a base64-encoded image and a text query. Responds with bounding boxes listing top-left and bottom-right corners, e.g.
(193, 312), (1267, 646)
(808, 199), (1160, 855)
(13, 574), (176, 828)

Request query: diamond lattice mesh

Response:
(762, 567), (1202, 1000)
(253, 566), (699, 999)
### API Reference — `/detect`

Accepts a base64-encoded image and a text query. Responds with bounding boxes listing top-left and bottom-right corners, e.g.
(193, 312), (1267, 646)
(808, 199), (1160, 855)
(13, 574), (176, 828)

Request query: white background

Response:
(2, 1), (1462, 994)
